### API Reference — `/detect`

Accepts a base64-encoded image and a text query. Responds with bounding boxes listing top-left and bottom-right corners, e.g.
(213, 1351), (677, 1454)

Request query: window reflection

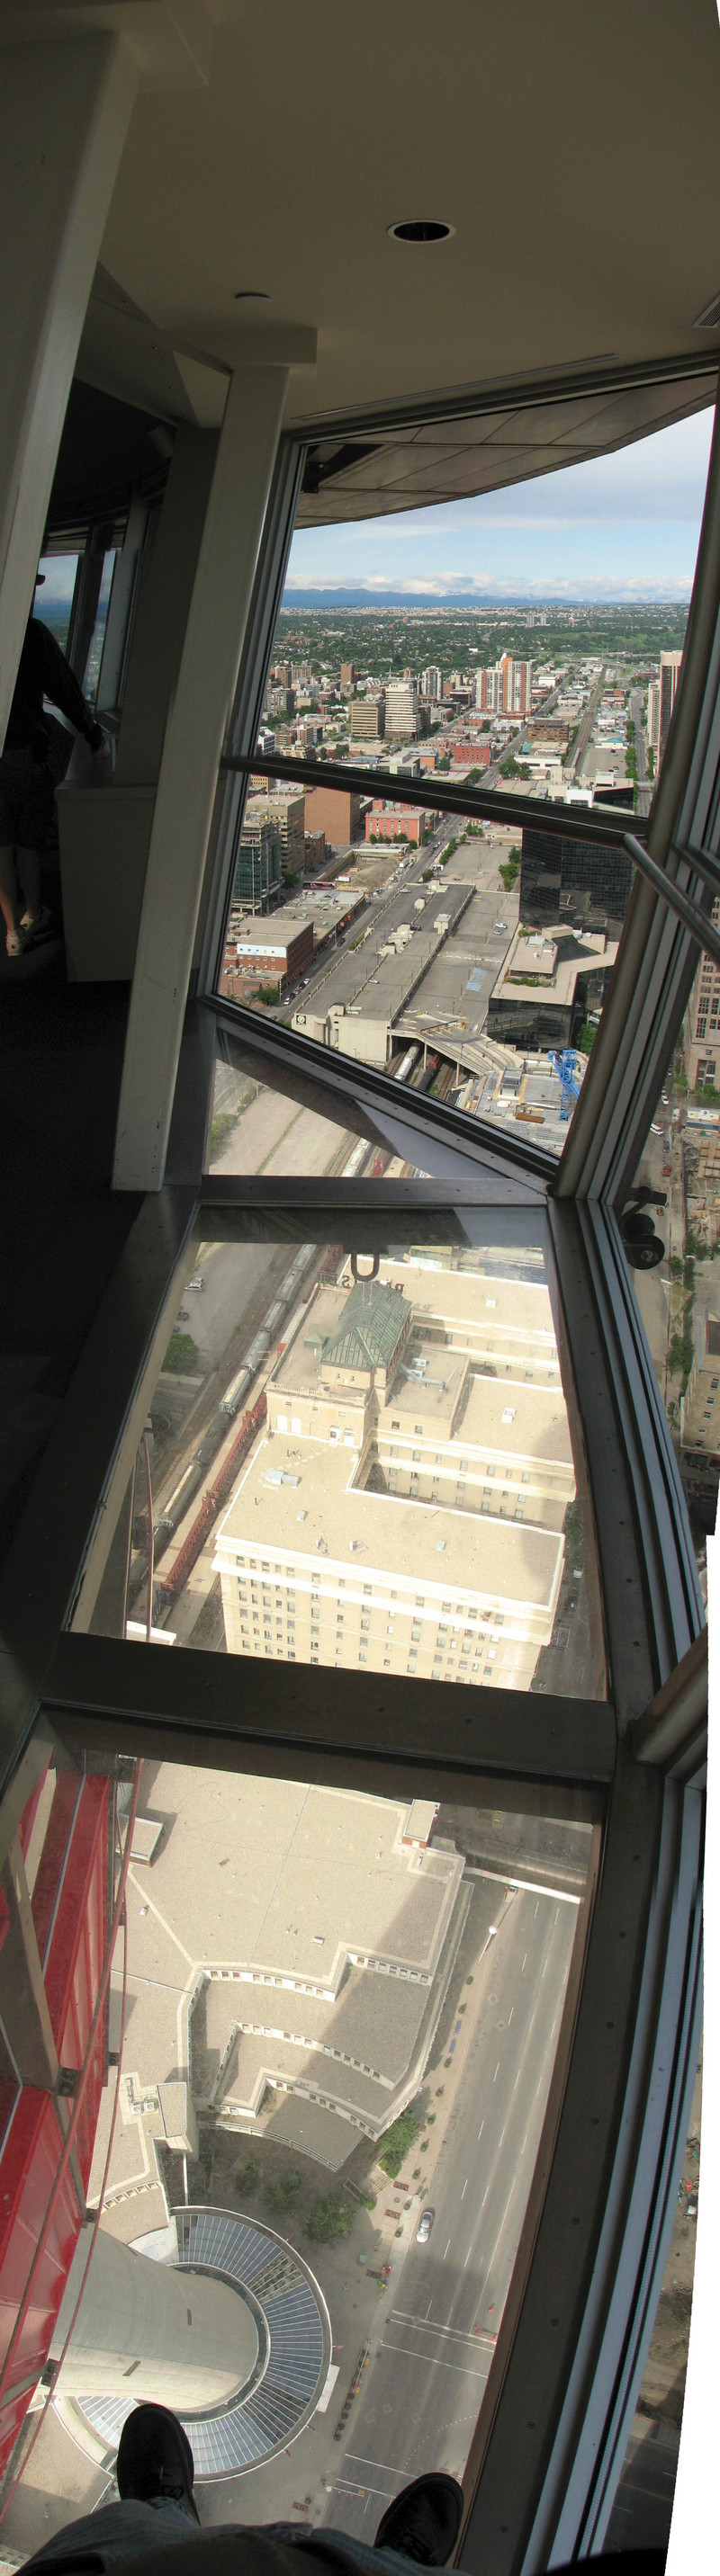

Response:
(631, 994), (717, 1564)
(89, 1228), (604, 1702)
(215, 618), (696, 1153)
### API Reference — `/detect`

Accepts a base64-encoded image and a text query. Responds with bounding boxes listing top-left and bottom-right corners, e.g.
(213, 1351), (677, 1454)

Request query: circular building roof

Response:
(75, 2208), (329, 2481)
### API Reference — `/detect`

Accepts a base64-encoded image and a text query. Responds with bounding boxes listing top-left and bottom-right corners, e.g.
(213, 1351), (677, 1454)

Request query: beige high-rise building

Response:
(214, 1257), (573, 1694)
(351, 693), (385, 739)
(243, 789), (305, 874)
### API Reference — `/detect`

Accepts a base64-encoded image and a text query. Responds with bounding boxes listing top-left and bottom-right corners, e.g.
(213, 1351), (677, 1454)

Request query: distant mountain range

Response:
(281, 585), (689, 610)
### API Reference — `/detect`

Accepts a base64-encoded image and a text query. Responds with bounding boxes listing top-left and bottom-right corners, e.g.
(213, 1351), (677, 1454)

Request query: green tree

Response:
(210, 1111), (235, 1155)
(234, 2157), (259, 2197)
(163, 1329), (199, 1374)
(378, 2106), (419, 2177)
(306, 2192), (354, 2243)
(264, 2168), (302, 2214)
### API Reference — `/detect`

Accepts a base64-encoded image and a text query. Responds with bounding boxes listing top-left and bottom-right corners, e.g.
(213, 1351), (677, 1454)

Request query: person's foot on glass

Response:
(116, 2402), (201, 2526)
(374, 2473), (464, 2564)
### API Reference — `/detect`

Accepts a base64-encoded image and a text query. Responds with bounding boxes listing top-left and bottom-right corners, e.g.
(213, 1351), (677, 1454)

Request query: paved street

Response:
(569, 664), (606, 782)
(325, 1879), (578, 2536)
(630, 684), (652, 818)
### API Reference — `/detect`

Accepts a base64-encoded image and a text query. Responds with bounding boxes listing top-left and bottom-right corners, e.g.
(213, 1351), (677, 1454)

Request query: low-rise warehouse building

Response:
(230, 913), (315, 993)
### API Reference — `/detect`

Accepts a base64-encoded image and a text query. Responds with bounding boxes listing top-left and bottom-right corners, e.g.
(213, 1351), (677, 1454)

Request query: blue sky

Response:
(284, 406), (716, 600)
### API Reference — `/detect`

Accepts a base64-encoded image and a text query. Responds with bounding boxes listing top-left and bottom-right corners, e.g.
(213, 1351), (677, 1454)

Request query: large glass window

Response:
(212, 447), (714, 1162)
(627, 906), (719, 1580)
(34, 553), (80, 653)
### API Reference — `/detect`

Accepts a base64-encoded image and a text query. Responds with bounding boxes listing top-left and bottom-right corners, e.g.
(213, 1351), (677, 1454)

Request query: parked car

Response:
(662, 1164), (671, 1177)
(176, 1307), (190, 1321)
(416, 2207), (435, 2244)
(187, 1276), (204, 1292)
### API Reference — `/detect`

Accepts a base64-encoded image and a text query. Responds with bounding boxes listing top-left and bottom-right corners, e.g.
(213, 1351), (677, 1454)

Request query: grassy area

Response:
(163, 1329), (199, 1373)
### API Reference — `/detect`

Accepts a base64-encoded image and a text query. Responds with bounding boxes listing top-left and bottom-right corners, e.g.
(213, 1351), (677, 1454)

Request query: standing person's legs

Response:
(0, 840), (22, 949)
(19, 2407), (464, 2576)
(15, 843), (45, 932)
(0, 753), (52, 951)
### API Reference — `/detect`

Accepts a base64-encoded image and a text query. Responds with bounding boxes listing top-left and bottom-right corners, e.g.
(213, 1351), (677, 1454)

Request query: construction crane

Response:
(547, 1049), (583, 1120)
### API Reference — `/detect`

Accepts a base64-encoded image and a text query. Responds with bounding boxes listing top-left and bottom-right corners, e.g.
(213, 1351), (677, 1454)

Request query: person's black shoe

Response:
(374, 2473), (464, 2564)
(116, 2402), (200, 2525)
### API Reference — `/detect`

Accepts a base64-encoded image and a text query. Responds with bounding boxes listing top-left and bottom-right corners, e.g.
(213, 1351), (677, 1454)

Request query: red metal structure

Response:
(157, 1393), (266, 1606)
(0, 1767), (115, 2479)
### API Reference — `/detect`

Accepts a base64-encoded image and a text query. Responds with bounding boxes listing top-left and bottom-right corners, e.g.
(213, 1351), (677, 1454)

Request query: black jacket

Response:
(4, 615), (103, 759)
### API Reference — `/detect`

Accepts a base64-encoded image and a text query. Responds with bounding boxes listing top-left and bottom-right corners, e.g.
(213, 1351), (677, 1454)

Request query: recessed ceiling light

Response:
(234, 289), (271, 302)
(387, 219), (454, 244)
(694, 291), (720, 330)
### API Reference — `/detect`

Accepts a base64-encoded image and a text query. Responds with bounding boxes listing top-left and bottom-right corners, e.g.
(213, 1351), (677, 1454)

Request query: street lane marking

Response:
(335, 2482), (397, 2502)
(493, 2062), (500, 2081)
(461, 2178), (468, 2198)
(346, 2455), (409, 2477)
(508, 2006), (513, 2023)
(522, 1954), (527, 1971)
(464, 2247), (472, 2267)
(444, 2238), (451, 2257)
(484, 2173), (518, 2276)
(464, 1870), (580, 1906)
(392, 2312), (493, 2346)
(477, 2122), (484, 2142)
(382, 2342), (487, 2378)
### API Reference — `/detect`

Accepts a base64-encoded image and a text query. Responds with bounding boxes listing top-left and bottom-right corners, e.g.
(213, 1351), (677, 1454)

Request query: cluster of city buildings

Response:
(214, 1254), (573, 1694)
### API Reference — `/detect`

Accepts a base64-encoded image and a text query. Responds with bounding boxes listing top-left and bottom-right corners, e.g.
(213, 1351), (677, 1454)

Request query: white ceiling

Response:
(75, 1), (720, 512)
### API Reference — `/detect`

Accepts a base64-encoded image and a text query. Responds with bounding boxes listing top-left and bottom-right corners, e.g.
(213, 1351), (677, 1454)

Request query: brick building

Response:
(365, 801), (430, 844)
(303, 784), (367, 848)
(227, 913), (315, 995)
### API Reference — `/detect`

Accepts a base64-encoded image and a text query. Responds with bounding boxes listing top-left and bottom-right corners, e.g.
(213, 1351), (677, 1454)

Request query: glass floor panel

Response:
(55, 1755), (591, 2522)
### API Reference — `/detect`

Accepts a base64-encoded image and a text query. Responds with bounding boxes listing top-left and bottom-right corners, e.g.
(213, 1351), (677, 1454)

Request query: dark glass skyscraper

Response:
(520, 825), (633, 933)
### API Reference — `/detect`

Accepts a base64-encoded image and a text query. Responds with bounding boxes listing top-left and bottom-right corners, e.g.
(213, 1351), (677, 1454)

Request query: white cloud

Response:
(286, 407), (715, 596)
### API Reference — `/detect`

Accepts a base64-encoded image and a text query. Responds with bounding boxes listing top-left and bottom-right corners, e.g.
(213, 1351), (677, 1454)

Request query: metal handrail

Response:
(219, 747), (647, 850)
(622, 831), (720, 967)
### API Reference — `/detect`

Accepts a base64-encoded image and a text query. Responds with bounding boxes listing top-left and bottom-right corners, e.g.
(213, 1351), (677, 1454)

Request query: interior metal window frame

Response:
(1, 368), (714, 2568)
(189, 371), (720, 1230)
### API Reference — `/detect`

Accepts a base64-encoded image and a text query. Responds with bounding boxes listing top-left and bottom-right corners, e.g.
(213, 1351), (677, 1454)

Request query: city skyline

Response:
(285, 407), (716, 603)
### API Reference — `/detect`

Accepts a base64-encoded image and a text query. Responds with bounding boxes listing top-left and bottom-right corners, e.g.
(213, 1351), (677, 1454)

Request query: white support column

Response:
(52, 2224), (258, 2412)
(112, 364), (290, 1194)
(0, 32), (139, 746)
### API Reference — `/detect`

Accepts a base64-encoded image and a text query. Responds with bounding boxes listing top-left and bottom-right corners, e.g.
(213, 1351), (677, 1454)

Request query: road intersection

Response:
(325, 1875), (579, 2536)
